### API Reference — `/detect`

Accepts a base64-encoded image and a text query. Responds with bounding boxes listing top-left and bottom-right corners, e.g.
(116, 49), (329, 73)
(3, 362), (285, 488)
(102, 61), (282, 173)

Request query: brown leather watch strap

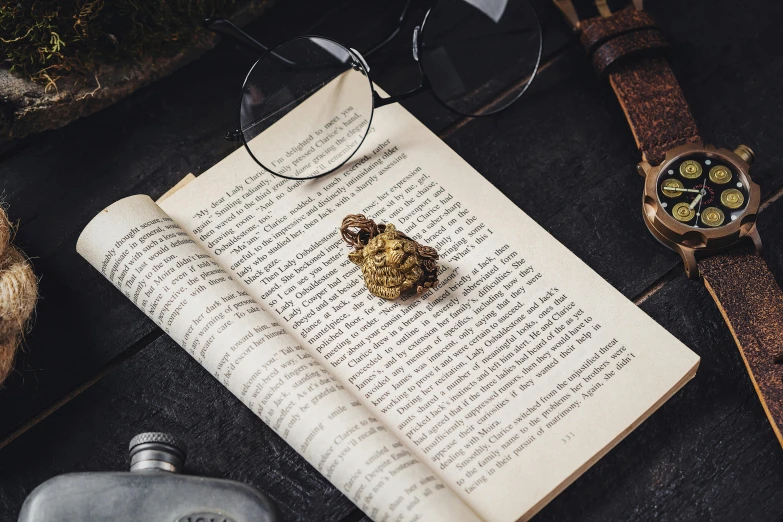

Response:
(580, 9), (670, 75)
(591, 30), (669, 76)
(580, 9), (658, 53)
(699, 250), (783, 445)
(579, 9), (701, 165)
(608, 56), (701, 165)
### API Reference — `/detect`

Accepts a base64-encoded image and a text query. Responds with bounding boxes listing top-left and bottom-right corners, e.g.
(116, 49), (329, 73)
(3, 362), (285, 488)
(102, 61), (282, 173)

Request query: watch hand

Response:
(694, 176), (710, 225)
(669, 187), (702, 194)
(688, 192), (704, 210)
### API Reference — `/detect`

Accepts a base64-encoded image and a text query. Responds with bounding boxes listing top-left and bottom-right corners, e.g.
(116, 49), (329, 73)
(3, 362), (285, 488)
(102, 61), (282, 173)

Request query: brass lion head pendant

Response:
(340, 214), (439, 300)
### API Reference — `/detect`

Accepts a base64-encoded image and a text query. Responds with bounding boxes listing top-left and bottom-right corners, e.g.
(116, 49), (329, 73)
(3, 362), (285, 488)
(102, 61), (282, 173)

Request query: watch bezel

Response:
(640, 143), (761, 277)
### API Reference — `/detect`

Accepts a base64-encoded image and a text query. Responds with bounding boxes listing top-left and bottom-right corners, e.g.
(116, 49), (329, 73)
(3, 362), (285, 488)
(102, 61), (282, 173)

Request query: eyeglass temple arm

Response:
(373, 78), (430, 109)
(203, 18), (295, 65)
(204, 18), (268, 52)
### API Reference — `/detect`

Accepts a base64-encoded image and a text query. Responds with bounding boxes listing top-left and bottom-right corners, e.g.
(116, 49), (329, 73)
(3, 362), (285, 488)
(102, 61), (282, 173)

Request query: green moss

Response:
(1, 0), (246, 88)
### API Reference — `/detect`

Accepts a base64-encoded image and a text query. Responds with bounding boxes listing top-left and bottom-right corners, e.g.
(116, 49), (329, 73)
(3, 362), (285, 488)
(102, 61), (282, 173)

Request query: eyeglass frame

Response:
(205, 0), (543, 179)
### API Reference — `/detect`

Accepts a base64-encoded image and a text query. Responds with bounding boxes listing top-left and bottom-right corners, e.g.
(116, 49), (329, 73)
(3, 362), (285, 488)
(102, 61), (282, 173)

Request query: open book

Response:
(77, 82), (699, 522)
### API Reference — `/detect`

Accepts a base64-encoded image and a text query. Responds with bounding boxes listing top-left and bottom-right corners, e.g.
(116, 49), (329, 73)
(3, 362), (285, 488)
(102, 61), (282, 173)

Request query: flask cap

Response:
(129, 432), (187, 473)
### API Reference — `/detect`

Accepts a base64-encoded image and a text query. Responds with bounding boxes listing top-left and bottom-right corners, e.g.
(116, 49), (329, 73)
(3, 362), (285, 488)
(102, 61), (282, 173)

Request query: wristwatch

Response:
(554, 0), (783, 446)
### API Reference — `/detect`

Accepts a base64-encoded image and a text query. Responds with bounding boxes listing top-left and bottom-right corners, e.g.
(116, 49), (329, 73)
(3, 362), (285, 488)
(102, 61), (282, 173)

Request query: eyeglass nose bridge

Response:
(371, 24), (429, 110)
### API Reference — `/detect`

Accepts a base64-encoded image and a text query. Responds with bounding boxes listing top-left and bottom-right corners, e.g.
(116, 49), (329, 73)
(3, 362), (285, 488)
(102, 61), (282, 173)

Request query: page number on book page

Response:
(561, 432), (576, 445)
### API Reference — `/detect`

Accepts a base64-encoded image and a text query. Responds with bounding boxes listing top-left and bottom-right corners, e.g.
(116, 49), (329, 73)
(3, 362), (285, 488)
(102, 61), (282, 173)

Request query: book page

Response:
(76, 195), (481, 522)
(160, 85), (699, 521)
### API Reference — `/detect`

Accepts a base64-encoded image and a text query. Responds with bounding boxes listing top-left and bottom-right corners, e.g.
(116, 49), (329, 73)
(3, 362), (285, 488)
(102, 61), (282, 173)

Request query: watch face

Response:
(656, 153), (749, 228)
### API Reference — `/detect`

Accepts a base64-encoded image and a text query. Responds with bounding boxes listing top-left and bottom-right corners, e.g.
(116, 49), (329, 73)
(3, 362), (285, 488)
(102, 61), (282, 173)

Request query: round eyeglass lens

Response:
(420, 0), (542, 116)
(240, 36), (374, 179)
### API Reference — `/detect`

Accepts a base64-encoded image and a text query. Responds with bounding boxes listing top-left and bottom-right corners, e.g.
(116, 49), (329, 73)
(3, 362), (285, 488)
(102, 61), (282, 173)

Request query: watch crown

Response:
(733, 144), (755, 165)
(637, 161), (651, 177)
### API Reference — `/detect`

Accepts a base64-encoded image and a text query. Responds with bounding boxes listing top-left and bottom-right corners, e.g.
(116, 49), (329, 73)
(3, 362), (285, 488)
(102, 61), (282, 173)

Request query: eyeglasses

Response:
(206, 0), (543, 180)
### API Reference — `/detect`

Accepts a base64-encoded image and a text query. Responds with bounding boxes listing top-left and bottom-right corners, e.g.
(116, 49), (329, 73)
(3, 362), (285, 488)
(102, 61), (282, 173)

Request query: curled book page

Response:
(76, 195), (480, 522)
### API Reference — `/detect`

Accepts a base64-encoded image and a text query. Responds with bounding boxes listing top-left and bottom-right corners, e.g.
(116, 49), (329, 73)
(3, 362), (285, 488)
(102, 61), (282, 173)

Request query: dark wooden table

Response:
(2, 0), (783, 520)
